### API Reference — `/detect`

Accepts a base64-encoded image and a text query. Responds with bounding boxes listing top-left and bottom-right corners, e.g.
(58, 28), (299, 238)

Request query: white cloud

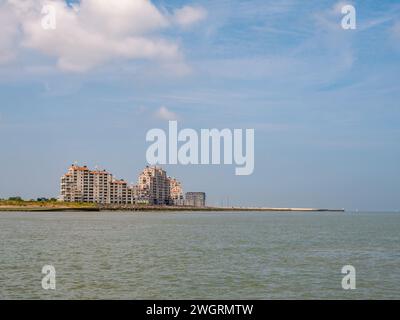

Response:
(154, 106), (180, 121)
(173, 5), (207, 27)
(0, 0), (207, 73)
(80, 0), (169, 35)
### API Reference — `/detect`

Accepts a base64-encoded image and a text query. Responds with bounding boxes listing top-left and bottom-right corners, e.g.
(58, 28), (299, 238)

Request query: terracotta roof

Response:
(70, 165), (89, 171)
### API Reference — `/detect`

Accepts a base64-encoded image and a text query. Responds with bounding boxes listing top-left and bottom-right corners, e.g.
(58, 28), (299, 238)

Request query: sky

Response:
(0, 0), (399, 211)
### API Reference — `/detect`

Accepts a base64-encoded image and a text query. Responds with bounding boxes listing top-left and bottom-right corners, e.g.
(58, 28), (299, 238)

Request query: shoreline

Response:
(0, 205), (345, 212)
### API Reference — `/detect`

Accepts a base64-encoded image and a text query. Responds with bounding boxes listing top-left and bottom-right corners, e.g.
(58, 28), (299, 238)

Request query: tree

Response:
(8, 196), (23, 201)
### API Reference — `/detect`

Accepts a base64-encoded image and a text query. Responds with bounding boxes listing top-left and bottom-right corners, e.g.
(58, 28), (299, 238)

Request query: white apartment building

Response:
(137, 166), (171, 205)
(93, 169), (113, 204)
(169, 177), (184, 205)
(60, 164), (187, 206)
(60, 165), (134, 205)
(60, 165), (94, 203)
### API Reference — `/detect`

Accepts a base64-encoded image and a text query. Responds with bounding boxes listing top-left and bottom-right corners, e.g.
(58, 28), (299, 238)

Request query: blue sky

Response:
(0, 0), (399, 210)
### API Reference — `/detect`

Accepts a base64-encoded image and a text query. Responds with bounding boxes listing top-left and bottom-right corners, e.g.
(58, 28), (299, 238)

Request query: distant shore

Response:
(99, 205), (345, 212)
(0, 200), (98, 212)
(0, 201), (345, 212)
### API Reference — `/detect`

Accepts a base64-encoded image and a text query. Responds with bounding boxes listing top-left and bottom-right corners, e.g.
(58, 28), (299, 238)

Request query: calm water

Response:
(0, 211), (399, 299)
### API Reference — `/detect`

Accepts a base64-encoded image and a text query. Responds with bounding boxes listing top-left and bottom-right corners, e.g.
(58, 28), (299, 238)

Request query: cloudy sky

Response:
(0, 0), (399, 210)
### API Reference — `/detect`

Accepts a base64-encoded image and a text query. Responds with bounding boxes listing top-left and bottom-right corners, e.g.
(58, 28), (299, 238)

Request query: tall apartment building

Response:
(92, 169), (113, 204)
(110, 179), (127, 204)
(60, 164), (135, 205)
(60, 165), (95, 203)
(60, 164), (196, 206)
(137, 166), (171, 205)
(169, 177), (184, 205)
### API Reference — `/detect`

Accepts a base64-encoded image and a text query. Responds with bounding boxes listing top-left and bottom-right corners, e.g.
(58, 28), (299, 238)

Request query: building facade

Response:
(169, 177), (184, 205)
(137, 166), (171, 205)
(60, 164), (204, 207)
(185, 192), (206, 207)
(60, 164), (135, 205)
(60, 165), (95, 203)
(92, 169), (113, 204)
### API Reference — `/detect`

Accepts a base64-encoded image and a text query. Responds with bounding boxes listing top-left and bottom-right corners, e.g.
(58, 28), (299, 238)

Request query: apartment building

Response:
(60, 165), (94, 203)
(137, 166), (171, 205)
(92, 169), (112, 204)
(169, 177), (184, 205)
(185, 192), (206, 207)
(60, 164), (202, 207)
(110, 179), (128, 204)
(60, 164), (134, 205)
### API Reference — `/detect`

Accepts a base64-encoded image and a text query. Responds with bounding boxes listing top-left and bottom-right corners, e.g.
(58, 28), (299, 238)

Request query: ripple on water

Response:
(0, 211), (399, 299)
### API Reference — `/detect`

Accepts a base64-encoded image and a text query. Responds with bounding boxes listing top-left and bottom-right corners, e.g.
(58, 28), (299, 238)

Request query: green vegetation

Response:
(0, 197), (97, 210)
(7, 196), (23, 201)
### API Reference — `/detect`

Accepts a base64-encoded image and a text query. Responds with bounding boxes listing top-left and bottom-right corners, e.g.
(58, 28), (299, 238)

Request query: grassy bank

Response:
(0, 200), (99, 212)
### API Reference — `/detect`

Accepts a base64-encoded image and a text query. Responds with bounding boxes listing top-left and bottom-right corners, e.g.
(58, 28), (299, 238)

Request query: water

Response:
(0, 211), (399, 299)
